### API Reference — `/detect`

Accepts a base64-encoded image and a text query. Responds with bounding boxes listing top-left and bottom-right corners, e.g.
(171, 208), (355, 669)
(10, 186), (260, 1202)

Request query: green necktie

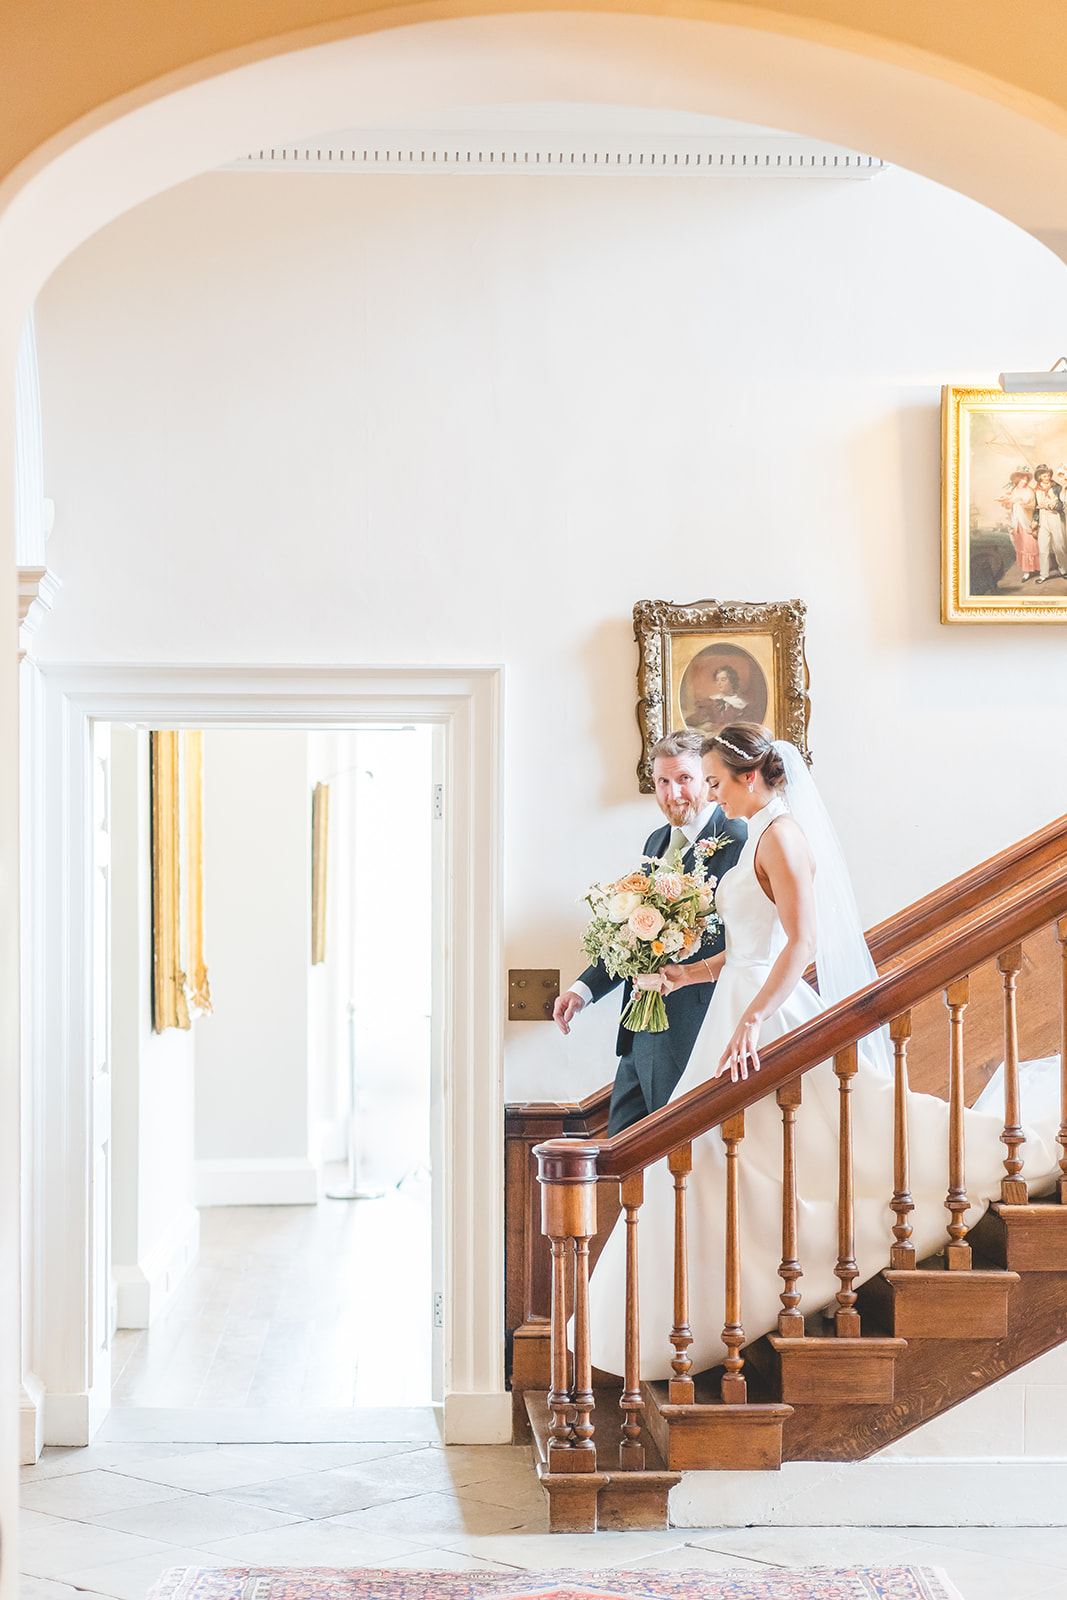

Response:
(667, 826), (689, 862)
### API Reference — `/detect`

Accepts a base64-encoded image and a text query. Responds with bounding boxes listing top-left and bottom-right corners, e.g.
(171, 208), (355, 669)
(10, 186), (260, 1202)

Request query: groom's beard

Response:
(659, 796), (706, 827)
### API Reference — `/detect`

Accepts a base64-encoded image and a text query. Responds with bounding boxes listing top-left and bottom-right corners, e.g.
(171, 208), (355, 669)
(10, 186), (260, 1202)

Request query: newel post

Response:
(534, 1139), (600, 1473)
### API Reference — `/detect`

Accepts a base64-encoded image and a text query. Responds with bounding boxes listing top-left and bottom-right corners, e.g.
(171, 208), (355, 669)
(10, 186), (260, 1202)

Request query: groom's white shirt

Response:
(566, 800), (717, 1011)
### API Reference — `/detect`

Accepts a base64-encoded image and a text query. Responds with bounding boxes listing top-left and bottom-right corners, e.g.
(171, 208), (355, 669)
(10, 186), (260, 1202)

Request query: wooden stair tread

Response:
(642, 1378), (793, 1471)
(525, 1389), (681, 1531)
(526, 1388), (675, 1473)
(767, 1334), (906, 1352)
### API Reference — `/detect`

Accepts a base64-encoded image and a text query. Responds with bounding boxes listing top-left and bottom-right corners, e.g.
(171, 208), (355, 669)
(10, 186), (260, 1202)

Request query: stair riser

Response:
(775, 1353), (898, 1405)
(597, 1483), (674, 1529)
(970, 1207), (1067, 1273)
(660, 1415), (786, 1471)
(863, 1270), (1017, 1339)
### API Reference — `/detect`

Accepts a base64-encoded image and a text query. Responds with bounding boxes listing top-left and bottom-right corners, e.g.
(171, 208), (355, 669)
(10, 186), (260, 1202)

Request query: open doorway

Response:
(104, 722), (437, 1425)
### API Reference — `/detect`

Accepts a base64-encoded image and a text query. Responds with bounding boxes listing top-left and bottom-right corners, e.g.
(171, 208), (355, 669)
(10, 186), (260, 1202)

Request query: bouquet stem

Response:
(621, 987), (669, 1033)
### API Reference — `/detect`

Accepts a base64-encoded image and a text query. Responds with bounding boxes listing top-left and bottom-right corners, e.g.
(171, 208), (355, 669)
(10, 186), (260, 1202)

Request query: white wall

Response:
(110, 728), (198, 1328)
(195, 729), (315, 1204)
(32, 155), (1067, 1112)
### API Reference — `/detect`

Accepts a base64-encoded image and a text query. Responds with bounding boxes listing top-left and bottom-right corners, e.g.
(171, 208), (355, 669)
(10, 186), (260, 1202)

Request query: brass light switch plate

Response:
(509, 969), (560, 1021)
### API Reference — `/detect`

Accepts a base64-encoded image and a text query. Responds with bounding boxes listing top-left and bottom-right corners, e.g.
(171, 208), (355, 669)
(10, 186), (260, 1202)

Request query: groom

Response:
(553, 729), (747, 1133)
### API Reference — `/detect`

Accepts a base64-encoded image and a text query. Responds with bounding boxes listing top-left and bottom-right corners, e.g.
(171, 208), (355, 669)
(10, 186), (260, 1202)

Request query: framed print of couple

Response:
(634, 597), (811, 793)
(943, 387), (1067, 622)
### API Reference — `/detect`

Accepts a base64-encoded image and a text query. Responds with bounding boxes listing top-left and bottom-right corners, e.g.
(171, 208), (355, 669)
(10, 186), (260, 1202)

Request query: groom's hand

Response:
(552, 991), (585, 1035)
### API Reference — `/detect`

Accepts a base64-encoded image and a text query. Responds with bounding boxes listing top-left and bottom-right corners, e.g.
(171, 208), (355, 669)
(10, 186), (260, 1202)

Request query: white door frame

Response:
(21, 662), (507, 1447)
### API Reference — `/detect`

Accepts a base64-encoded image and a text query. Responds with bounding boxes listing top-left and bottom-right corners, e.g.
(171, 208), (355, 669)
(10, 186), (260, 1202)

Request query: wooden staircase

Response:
(506, 814), (1067, 1531)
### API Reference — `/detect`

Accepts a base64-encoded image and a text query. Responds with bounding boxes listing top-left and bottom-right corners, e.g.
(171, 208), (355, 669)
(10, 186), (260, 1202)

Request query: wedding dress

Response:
(587, 779), (1063, 1382)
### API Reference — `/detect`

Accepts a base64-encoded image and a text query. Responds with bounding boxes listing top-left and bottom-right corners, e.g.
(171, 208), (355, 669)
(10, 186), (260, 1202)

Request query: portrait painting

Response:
(634, 598), (810, 792)
(942, 386), (1067, 622)
(678, 641), (770, 736)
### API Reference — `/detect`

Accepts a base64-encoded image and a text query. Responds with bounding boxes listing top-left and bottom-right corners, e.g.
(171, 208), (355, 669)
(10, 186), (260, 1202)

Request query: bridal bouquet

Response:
(580, 838), (725, 1033)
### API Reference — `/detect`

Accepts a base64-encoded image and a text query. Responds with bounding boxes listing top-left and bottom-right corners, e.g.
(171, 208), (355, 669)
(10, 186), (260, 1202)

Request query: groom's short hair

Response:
(649, 729), (704, 763)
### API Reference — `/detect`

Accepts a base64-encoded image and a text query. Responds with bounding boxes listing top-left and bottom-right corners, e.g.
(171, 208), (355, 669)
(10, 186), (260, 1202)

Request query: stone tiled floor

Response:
(19, 1439), (1067, 1600)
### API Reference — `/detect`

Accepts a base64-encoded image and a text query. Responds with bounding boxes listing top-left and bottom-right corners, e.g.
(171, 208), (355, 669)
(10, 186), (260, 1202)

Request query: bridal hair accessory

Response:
(712, 735), (757, 762)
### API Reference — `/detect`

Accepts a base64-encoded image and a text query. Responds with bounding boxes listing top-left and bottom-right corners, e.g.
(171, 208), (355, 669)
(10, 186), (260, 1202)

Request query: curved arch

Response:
(4, 8), (1067, 329)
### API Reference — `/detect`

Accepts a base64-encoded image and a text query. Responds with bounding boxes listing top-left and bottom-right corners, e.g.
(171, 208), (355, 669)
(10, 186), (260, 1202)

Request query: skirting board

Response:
(195, 1157), (318, 1207)
(443, 1389), (512, 1444)
(20, 1371), (45, 1465)
(114, 1202), (200, 1328)
(670, 1458), (1067, 1527)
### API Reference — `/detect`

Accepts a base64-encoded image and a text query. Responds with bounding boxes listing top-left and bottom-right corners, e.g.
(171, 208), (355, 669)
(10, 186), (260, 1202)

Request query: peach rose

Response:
(616, 873), (649, 893)
(653, 872), (684, 901)
(628, 905), (664, 941)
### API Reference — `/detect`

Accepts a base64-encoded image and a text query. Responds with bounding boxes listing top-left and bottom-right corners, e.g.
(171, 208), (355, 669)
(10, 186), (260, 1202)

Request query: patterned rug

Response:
(147, 1566), (963, 1600)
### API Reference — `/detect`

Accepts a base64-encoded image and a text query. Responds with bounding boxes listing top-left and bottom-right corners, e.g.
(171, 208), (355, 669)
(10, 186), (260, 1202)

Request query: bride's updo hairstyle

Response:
(702, 722), (786, 789)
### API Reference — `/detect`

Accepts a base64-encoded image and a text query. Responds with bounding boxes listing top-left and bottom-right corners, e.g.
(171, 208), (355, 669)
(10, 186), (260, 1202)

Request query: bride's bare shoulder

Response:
(760, 812), (816, 874)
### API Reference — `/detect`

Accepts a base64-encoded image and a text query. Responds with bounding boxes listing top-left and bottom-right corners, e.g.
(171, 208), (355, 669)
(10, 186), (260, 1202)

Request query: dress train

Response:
(587, 795), (1062, 1381)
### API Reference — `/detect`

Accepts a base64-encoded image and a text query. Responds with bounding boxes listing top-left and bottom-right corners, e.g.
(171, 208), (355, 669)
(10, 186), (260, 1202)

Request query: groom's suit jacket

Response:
(576, 806), (747, 1134)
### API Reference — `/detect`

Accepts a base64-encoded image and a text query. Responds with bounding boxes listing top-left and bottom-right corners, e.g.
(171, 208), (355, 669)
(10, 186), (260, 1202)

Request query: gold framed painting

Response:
(634, 598), (810, 792)
(151, 730), (212, 1032)
(942, 386), (1067, 622)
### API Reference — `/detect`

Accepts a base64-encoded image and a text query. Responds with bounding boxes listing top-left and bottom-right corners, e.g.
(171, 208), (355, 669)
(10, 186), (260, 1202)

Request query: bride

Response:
(587, 723), (1062, 1381)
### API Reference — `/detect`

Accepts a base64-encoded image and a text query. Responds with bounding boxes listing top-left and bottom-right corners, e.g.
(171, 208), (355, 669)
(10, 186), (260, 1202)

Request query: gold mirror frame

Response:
(311, 781), (329, 966)
(634, 597), (811, 793)
(151, 730), (212, 1032)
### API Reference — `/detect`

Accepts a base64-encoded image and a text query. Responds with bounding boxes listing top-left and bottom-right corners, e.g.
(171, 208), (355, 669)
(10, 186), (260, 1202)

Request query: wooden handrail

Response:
(594, 849), (1067, 1179)
(510, 811), (1067, 1130)
(864, 810), (1067, 968)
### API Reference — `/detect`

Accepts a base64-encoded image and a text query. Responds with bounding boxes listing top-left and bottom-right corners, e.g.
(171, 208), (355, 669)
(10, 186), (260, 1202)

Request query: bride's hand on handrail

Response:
(716, 1015), (761, 1083)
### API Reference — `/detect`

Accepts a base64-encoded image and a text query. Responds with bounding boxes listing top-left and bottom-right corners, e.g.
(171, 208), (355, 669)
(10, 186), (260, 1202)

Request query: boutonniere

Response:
(694, 833), (731, 860)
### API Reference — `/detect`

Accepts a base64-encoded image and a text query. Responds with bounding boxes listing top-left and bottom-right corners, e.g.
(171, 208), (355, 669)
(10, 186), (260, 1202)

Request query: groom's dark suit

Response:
(576, 807), (747, 1135)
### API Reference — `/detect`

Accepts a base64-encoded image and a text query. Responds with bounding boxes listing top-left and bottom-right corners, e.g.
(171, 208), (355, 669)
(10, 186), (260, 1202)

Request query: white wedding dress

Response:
(588, 791), (1063, 1381)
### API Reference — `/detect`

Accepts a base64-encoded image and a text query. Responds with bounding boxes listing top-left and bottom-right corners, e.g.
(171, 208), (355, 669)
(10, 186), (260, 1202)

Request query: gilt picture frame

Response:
(634, 598), (811, 793)
(151, 729), (212, 1031)
(311, 781), (329, 967)
(942, 386), (1067, 622)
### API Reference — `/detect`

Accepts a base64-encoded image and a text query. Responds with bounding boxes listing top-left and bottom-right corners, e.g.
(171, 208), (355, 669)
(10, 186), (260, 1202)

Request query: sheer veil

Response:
(773, 741), (891, 1076)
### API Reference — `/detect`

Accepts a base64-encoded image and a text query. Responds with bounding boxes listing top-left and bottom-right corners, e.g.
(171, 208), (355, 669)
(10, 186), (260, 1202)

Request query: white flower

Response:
(607, 889), (645, 923)
(660, 926), (686, 954)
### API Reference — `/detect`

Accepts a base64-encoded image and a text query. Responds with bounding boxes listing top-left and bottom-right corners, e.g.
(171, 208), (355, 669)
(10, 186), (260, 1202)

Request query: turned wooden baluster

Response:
(833, 1045), (861, 1336)
(889, 1012), (915, 1269)
(776, 1081), (804, 1335)
(944, 977), (972, 1269)
(668, 1144), (695, 1403)
(534, 1139), (600, 1472)
(619, 1171), (645, 1469)
(721, 1111), (748, 1403)
(545, 1235), (574, 1464)
(998, 945), (1028, 1204)
(1058, 919), (1067, 1205)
